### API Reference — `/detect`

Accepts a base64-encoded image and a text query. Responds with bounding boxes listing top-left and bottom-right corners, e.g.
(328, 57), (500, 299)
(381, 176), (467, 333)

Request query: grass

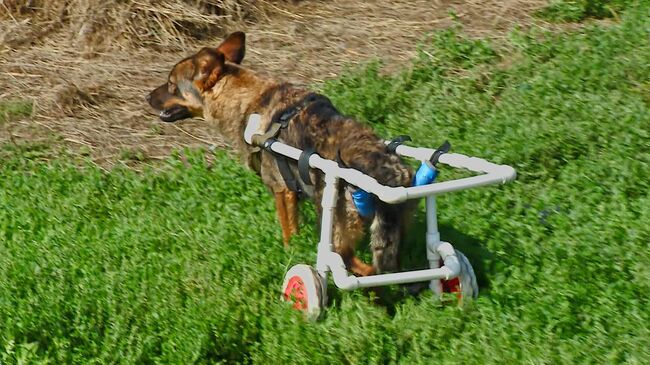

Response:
(0, 0), (283, 49)
(536, 0), (630, 22)
(0, 101), (32, 125)
(2, 3), (650, 364)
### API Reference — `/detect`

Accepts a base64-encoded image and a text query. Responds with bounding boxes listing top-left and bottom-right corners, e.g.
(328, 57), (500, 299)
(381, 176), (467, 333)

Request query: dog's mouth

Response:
(159, 105), (192, 123)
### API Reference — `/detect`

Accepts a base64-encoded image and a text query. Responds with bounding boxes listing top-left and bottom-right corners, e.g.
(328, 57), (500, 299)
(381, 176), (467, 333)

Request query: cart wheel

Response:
(281, 264), (326, 320)
(439, 250), (478, 305)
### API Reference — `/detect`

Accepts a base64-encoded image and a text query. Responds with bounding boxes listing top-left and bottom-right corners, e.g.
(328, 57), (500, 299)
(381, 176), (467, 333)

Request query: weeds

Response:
(1, 4), (650, 364)
(0, 101), (32, 125)
(536, 0), (631, 22)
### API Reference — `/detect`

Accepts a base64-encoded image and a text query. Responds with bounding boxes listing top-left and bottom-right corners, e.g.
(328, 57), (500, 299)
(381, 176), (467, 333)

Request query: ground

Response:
(1, 0), (550, 166)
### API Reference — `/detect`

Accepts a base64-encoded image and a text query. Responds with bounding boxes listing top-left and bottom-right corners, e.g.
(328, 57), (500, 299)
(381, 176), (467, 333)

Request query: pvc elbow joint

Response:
(499, 165), (517, 182)
(378, 186), (408, 204)
(326, 253), (360, 290)
(427, 241), (460, 280)
(244, 114), (262, 145)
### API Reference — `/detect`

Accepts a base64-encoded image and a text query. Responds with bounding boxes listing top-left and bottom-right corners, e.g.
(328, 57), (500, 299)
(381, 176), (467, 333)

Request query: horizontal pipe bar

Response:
(264, 140), (409, 202)
(385, 143), (435, 162)
(266, 141), (512, 203)
(325, 251), (458, 290)
(402, 172), (511, 199)
(440, 153), (514, 176)
(389, 142), (516, 179)
(354, 267), (457, 288)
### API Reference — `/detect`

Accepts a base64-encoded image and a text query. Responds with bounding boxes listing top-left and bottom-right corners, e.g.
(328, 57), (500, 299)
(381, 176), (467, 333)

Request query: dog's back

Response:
(256, 83), (413, 186)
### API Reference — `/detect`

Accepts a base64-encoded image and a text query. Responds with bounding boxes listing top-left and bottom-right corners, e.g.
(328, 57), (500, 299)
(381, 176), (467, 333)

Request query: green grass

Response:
(0, 101), (32, 125)
(536, 0), (630, 22)
(2, 3), (650, 364)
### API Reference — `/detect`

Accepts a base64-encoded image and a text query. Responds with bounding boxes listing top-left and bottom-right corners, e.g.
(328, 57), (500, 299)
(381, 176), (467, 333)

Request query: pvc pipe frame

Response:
(244, 115), (516, 290)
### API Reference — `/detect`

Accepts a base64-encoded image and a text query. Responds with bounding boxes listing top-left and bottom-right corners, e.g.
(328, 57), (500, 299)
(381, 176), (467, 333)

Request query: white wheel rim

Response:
(282, 264), (324, 320)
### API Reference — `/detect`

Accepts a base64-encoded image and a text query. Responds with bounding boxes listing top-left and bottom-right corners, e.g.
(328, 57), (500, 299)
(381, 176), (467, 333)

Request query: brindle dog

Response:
(147, 32), (414, 276)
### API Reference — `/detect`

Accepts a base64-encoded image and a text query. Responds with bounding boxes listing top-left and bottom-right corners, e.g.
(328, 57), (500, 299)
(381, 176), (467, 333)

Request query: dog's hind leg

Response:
(333, 194), (375, 277)
(370, 202), (414, 273)
(370, 204), (397, 273)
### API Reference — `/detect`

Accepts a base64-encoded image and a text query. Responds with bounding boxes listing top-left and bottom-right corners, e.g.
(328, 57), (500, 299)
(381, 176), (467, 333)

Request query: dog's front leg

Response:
(274, 189), (298, 246)
(274, 191), (291, 247)
(284, 190), (299, 237)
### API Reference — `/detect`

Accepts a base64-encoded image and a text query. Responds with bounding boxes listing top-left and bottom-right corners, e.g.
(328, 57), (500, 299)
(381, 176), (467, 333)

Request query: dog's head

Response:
(146, 32), (246, 123)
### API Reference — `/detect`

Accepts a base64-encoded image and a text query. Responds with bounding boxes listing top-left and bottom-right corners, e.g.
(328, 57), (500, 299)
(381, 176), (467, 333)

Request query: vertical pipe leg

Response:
(316, 174), (339, 283)
(426, 196), (443, 296)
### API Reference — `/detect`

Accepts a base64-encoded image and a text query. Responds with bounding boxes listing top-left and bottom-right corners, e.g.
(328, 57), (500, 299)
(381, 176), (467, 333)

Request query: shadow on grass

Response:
(326, 208), (497, 316)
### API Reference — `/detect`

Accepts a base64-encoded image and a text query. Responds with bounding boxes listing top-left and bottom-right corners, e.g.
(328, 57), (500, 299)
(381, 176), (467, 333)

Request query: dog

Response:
(146, 31), (415, 276)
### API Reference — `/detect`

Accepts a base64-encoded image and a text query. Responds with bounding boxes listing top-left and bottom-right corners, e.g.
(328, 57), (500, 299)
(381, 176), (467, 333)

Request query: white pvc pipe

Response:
(355, 267), (457, 288)
(245, 144), (513, 204)
(431, 241), (460, 277)
(316, 174), (338, 275)
(254, 140), (514, 203)
(401, 173), (511, 200)
(426, 196), (442, 295)
(325, 243), (461, 290)
(245, 116), (516, 204)
(389, 143), (516, 177)
(326, 252), (360, 290)
(386, 144), (435, 162)
(426, 196), (440, 245)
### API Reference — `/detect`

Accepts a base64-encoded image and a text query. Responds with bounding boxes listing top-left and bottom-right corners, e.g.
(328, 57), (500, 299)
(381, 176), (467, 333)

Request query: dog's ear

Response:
(217, 31), (246, 64)
(195, 49), (226, 91)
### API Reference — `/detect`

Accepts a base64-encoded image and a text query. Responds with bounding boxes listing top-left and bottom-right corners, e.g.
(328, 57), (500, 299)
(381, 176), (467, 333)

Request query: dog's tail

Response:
(339, 146), (415, 273)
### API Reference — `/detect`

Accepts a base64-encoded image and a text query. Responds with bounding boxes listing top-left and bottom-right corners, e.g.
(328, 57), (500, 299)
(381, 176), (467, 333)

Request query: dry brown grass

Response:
(0, 0), (550, 167)
(1, 0), (280, 53)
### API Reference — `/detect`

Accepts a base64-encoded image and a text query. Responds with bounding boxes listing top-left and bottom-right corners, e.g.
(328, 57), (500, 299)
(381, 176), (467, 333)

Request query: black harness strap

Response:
(276, 151), (302, 194)
(259, 93), (321, 195)
(271, 93), (319, 128)
(261, 138), (302, 194)
(430, 140), (451, 166)
(298, 147), (316, 186)
(386, 135), (412, 154)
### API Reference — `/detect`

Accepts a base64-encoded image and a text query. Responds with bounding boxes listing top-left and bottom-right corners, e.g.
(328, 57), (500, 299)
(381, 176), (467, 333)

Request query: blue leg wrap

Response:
(351, 188), (375, 217)
(414, 161), (437, 186)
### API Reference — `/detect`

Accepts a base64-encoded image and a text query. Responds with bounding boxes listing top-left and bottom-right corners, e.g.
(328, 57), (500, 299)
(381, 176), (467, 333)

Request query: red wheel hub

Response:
(440, 259), (462, 301)
(283, 276), (308, 310)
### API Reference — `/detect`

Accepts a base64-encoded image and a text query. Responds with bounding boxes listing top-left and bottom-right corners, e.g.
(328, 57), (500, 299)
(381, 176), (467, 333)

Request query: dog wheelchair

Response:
(244, 115), (516, 319)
